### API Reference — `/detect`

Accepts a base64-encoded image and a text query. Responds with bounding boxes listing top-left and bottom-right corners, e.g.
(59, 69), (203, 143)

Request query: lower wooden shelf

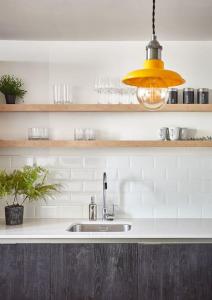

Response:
(0, 140), (212, 148)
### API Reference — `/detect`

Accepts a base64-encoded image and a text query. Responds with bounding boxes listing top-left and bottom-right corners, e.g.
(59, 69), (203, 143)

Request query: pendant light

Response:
(122, 0), (185, 111)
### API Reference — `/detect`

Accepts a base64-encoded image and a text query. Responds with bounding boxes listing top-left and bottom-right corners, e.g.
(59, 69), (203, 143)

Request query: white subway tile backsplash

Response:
(24, 203), (36, 218)
(45, 193), (71, 205)
(178, 156), (201, 169)
(61, 181), (82, 192)
(154, 155), (178, 169)
(118, 168), (141, 180)
(155, 179), (178, 193)
(188, 168), (212, 180)
(189, 193), (212, 205)
(131, 180), (154, 192)
(202, 205), (212, 218)
(166, 168), (188, 180)
(95, 169), (118, 180)
(141, 191), (165, 205)
(154, 205), (178, 218)
(119, 181), (131, 193)
(59, 156), (83, 168)
(0, 156), (11, 169)
(107, 156), (130, 168)
(142, 167), (166, 180)
(1, 152), (212, 219)
(120, 192), (149, 218)
(71, 169), (94, 180)
(200, 157), (212, 168)
(83, 181), (102, 192)
(84, 157), (106, 168)
(49, 169), (70, 180)
(178, 204), (202, 218)
(202, 180), (212, 193)
(70, 192), (95, 203)
(178, 180), (202, 193)
(11, 156), (34, 168)
(58, 206), (83, 218)
(130, 156), (154, 169)
(165, 193), (189, 205)
(35, 206), (58, 218)
(35, 156), (58, 167)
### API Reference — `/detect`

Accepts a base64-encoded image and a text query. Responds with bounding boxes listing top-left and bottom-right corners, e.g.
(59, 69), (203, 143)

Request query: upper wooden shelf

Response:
(0, 104), (212, 112)
(0, 140), (212, 148)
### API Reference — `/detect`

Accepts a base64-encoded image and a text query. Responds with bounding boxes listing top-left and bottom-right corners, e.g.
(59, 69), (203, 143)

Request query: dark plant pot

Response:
(5, 205), (24, 225)
(5, 94), (16, 104)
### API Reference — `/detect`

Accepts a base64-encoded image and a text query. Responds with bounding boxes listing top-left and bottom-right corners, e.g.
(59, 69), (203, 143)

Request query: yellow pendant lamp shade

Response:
(122, 59), (185, 88)
(122, 0), (185, 110)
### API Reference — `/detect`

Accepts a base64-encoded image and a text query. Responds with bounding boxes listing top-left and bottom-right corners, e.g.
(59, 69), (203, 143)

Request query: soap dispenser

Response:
(89, 196), (97, 221)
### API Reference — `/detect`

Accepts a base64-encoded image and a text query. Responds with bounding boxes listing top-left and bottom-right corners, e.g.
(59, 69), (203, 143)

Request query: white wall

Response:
(0, 41), (212, 219)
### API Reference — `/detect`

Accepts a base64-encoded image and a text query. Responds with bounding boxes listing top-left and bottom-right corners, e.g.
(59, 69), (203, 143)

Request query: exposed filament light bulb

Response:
(137, 87), (169, 111)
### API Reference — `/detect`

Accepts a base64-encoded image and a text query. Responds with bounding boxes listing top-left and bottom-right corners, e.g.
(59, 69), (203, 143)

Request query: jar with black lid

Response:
(197, 88), (209, 104)
(168, 88), (178, 104)
(183, 88), (194, 104)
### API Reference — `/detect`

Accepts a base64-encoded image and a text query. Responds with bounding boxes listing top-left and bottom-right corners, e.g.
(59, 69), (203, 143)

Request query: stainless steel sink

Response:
(67, 223), (132, 232)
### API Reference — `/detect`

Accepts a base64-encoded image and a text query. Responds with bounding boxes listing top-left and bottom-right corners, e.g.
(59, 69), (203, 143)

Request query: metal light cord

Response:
(152, 0), (156, 35)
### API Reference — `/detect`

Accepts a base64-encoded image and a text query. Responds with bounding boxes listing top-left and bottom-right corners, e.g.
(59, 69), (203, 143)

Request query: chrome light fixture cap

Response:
(146, 34), (162, 60)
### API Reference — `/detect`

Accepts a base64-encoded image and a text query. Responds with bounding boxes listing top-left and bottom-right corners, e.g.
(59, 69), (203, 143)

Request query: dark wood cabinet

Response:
(0, 243), (212, 300)
(0, 244), (50, 300)
(138, 244), (212, 300)
(0, 244), (23, 300)
(51, 244), (138, 300)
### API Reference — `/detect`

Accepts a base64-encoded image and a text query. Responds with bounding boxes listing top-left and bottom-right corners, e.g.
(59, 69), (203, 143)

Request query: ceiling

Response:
(0, 0), (211, 41)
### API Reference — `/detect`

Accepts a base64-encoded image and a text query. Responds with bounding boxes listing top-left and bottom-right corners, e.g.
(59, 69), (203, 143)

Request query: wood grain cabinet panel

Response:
(50, 243), (138, 300)
(21, 244), (51, 300)
(93, 244), (138, 300)
(1, 243), (212, 300)
(0, 244), (24, 300)
(0, 244), (51, 300)
(138, 244), (212, 300)
(51, 244), (95, 300)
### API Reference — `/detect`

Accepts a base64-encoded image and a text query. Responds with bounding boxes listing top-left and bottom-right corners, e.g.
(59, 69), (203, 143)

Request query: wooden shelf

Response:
(0, 140), (212, 148)
(0, 104), (212, 112)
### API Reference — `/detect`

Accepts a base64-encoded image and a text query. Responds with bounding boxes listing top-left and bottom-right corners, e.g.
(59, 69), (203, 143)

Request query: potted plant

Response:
(0, 166), (59, 225)
(0, 74), (27, 104)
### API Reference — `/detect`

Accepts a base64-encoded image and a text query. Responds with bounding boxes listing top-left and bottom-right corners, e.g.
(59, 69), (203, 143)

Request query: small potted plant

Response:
(0, 166), (59, 225)
(0, 74), (27, 104)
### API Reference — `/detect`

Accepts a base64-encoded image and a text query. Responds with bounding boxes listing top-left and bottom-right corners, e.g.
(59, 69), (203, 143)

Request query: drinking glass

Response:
(169, 127), (180, 140)
(84, 129), (96, 140)
(74, 128), (84, 140)
(94, 77), (105, 104)
(53, 84), (62, 104)
(28, 128), (49, 140)
(53, 83), (72, 104)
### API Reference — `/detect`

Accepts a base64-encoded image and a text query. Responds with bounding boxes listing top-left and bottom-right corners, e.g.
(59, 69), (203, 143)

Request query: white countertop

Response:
(0, 218), (212, 243)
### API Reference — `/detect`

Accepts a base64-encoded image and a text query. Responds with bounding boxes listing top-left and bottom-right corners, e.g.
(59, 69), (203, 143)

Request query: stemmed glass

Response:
(95, 77), (105, 104)
(94, 77), (137, 104)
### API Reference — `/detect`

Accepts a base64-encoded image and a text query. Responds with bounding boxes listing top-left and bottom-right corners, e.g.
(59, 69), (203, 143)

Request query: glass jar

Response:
(197, 88), (209, 104)
(183, 88), (194, 104)
(168, 88), (178, 104)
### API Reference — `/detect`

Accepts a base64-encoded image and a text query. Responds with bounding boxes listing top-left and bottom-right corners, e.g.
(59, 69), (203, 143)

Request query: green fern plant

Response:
(0, 170), (11, 199)
(0, 166), (60, 207)
(0, 74), (27, 98)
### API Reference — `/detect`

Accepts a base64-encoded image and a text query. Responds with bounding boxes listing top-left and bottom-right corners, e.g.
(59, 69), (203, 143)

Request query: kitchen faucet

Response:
(102, 172), (114, 221)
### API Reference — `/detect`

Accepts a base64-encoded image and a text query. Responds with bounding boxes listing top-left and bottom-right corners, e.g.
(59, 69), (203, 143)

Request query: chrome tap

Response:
(102, 172), (114, 221)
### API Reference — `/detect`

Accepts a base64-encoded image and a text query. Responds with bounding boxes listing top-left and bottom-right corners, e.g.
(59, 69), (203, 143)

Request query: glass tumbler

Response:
(53, 83), (72, 104)
(74, 128), (84, 140)
(84, 129), (96, 140)
(28, 128), (49, 140)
